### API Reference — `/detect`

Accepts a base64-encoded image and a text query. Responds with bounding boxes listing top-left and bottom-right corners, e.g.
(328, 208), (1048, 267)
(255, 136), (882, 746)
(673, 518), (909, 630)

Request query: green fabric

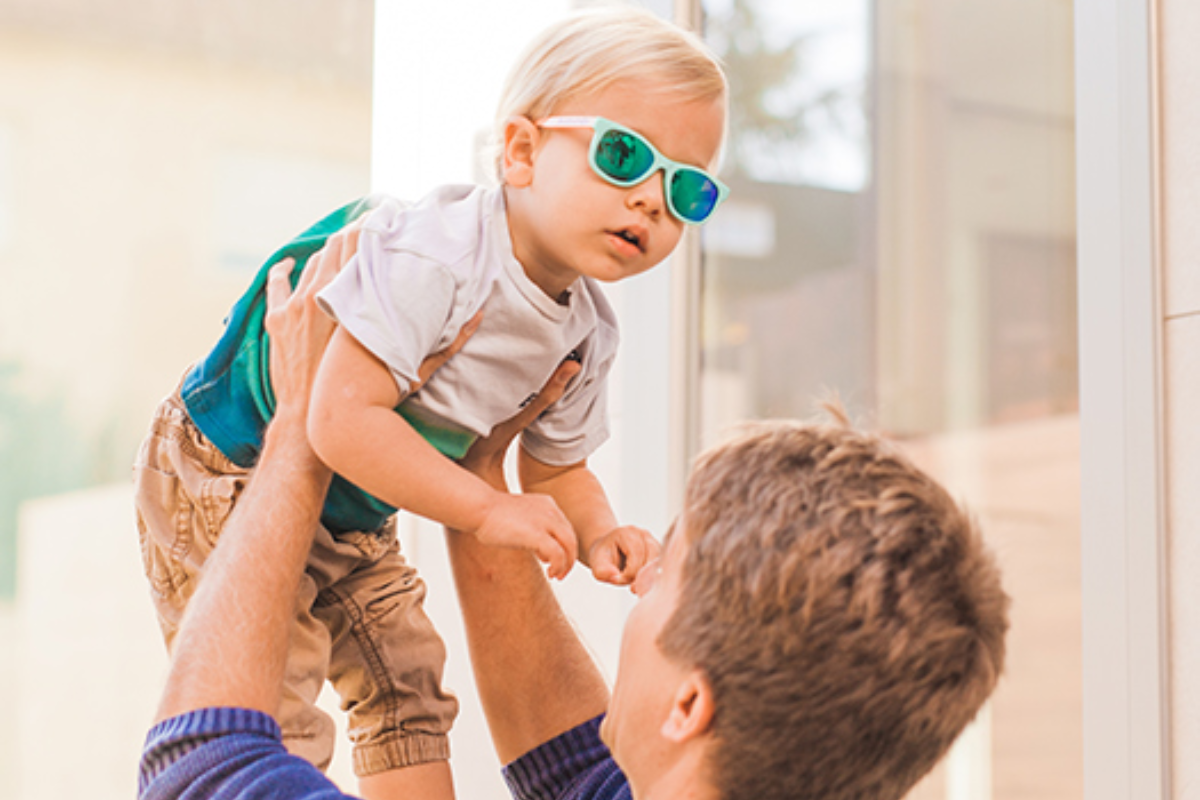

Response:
(181, 196), (476, 535)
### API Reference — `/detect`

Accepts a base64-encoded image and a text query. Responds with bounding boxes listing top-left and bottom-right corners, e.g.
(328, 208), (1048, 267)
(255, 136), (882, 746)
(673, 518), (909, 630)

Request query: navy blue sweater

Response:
(139, 708), (629, 800)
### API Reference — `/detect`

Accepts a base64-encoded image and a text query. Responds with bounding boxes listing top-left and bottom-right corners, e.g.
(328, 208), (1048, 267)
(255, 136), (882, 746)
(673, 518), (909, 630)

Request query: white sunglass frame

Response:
(536, 115), (729, 224)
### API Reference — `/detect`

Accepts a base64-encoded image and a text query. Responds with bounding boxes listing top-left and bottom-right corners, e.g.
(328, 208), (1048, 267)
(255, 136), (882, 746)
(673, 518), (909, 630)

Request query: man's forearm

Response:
(444, 358), (607, 762)
(446, 463), (609, 765)
(447, 533), (609, 764)
(154, 408), (331, 723)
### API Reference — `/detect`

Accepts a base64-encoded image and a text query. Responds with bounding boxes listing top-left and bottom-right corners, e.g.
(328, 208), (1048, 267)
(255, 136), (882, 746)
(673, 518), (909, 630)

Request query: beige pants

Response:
(133, 390), (458, 776)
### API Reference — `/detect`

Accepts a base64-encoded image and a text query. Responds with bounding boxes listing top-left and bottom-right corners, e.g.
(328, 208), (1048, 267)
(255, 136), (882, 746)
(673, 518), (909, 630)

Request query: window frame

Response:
(1075, 0), (1171, 798)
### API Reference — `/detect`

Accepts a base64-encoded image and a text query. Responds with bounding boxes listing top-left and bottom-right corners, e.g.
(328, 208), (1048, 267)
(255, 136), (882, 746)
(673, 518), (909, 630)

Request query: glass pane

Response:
(699, 1), (1079, 798)
(0, 3), (372, 795)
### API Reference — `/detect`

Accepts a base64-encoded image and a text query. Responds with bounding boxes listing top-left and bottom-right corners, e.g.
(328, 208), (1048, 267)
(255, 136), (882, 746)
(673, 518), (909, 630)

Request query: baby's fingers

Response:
(532, 525), (576, 581)
(589, 542), (626, 585)
(614, 528), (660, 584)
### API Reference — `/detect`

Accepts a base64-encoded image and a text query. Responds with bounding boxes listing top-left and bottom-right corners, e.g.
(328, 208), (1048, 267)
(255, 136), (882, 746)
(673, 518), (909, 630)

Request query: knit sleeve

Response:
(139, 707), (354, 800)
(502, 716), (631, 800)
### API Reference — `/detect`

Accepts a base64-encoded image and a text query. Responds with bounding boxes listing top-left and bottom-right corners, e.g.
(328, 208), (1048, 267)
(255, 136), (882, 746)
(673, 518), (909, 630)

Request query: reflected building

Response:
(0, 2), (372, 797)
(698, 1), (1079, 798)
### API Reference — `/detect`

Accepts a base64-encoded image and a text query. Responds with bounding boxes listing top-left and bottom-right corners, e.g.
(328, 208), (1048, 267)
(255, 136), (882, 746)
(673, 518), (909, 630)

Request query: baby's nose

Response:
(626, 170), (666, 217)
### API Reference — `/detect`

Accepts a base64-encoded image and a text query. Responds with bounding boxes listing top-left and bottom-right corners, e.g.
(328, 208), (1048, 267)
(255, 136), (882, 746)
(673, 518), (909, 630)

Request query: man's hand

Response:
(456, 358), (583, 579)
(458, 358), (581, 483)
(445, 355), (609, 762)
(265, 222), (362, 420)
(587, 524), (660, 587)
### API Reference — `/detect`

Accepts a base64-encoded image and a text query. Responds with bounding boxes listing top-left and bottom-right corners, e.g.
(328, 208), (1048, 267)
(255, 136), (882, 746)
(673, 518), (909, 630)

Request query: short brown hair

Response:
(660, 412), (1009, 800)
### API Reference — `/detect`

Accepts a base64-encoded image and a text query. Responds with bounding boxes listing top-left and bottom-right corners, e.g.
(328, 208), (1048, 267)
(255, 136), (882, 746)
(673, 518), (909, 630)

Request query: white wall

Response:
(12, 486), (167, 800)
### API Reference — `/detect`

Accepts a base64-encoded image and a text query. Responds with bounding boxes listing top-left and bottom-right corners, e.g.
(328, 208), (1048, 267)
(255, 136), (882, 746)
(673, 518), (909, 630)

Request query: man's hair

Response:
(660, 411), (1009, 800)
(487, 4), (727, 181)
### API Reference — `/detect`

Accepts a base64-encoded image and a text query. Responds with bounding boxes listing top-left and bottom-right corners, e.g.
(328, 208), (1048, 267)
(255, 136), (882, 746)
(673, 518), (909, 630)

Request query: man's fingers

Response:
(318, 223), (361, 285)
(416, 310), (483, 389)
(295, 220), (362, 297)
(478, 359), (579, 453)
(265, 258), (297, 314)
(534, 358), (581, 413)
(458, 356), (580, 481)
(293, 244), (329, 296)
(452, 310), (484, 352)
(510, 359), (580, 431)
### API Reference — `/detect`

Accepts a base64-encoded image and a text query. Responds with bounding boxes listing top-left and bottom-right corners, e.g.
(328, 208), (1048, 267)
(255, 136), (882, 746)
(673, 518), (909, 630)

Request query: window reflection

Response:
(700, 1), (1080, 798)
(0, 3), (372, 796)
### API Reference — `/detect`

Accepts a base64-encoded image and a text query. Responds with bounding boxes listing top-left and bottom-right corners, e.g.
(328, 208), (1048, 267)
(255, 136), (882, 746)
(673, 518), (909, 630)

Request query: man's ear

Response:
(502, 116), (540, 188)
(661, 669), (715, 743)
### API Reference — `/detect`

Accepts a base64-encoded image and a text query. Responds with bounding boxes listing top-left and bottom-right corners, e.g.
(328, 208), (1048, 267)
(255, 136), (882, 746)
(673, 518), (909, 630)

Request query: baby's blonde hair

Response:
(487, 4), (727, 181)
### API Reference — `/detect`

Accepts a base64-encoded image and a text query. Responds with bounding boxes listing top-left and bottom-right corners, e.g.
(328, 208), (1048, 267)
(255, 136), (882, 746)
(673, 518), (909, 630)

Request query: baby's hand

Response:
(588, 526), (660, 587)
(474, 493), (578, 580)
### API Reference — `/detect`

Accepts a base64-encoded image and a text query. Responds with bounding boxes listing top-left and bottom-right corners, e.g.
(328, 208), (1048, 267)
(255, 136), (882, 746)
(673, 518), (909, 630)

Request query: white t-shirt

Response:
(317, 184), (619, 466)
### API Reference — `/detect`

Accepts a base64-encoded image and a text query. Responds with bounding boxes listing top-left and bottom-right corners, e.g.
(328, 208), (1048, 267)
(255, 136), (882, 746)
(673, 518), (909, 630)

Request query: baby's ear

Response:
(502, 116), (540, 188)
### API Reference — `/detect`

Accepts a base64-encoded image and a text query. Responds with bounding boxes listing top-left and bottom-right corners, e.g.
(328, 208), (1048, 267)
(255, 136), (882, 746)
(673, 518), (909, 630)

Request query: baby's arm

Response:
(308, 327), (578, 578)
(517, 450), (659, 586)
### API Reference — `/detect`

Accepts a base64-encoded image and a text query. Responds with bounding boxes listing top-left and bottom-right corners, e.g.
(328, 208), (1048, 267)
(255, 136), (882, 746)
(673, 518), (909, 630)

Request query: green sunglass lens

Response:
(595, 130), (655, 182)
(670, 169), (720, 223)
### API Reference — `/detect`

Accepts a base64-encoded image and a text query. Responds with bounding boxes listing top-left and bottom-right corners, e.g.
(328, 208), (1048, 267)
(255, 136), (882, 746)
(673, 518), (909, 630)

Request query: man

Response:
(139, 225), (1009, 800)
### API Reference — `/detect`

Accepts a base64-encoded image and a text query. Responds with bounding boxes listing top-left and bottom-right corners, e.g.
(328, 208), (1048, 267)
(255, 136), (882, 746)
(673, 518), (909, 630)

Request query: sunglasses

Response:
(536, 116), (729, 225)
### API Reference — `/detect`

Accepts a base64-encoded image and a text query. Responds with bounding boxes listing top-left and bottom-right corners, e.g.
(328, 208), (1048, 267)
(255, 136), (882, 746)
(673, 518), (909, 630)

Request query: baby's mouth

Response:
(612, 229), (643, 251)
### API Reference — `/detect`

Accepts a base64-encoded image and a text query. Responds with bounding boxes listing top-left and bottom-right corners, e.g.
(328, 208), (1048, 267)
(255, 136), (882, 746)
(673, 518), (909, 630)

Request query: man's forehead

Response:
(661, 518), (688, 564)
(663, 518), (681, 549)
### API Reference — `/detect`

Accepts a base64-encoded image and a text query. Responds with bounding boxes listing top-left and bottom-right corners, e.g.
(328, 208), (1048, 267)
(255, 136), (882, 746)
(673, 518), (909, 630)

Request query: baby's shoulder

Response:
(366, 185), (501, 284)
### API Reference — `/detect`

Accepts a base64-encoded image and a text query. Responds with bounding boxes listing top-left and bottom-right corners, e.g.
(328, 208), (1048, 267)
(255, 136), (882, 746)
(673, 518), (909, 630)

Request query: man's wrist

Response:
(263, 405), (328, 479)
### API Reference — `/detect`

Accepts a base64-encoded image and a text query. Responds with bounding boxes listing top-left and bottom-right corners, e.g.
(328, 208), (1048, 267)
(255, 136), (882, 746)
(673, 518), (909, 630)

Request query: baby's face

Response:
(506, 80), (725, 298)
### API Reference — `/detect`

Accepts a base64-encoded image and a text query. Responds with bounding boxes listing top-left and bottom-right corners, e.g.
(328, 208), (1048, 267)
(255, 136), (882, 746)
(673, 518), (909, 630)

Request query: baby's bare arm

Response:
(519, 452), (659, 584)
(518, 455), (615, 559)
(308, 331), (577, 576)
(309, 328), (493, 528)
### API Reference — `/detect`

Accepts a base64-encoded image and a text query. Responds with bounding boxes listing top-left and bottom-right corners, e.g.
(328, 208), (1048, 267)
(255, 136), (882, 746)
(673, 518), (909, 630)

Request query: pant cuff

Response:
(352, 731), (451, 777)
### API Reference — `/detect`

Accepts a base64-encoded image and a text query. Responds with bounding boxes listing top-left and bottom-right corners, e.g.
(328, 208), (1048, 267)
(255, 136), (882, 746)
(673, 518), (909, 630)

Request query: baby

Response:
(133, 7), (728, 800)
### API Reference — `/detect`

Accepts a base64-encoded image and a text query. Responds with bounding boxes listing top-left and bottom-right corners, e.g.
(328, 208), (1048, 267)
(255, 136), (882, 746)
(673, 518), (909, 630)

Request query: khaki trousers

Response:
(133, 390), (458, 776)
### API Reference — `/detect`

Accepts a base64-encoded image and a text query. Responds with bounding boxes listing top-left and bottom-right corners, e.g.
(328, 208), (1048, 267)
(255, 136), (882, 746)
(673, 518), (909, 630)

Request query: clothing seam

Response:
(318, 583), (407, 771)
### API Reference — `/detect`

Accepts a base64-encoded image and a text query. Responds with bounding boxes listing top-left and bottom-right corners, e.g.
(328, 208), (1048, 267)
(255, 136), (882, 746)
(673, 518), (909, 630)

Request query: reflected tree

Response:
(0, 361), (92, 600)
(705, 0), (859, 183)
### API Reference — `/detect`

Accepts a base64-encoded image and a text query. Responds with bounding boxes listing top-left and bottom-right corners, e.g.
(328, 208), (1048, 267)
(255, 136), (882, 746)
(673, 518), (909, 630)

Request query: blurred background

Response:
(0, 0), (1079, 798)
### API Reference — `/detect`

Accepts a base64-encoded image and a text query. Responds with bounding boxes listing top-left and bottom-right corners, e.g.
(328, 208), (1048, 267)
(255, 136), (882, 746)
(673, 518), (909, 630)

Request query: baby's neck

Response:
(504, 186), (577, 303)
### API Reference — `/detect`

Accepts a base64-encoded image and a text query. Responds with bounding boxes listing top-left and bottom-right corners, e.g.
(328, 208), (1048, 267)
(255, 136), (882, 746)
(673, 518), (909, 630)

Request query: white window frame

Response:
(1076, 0), (1171, 798)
